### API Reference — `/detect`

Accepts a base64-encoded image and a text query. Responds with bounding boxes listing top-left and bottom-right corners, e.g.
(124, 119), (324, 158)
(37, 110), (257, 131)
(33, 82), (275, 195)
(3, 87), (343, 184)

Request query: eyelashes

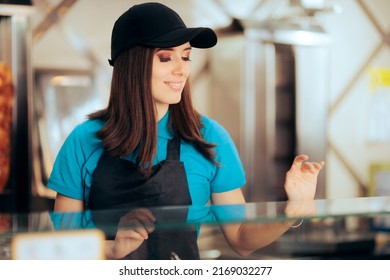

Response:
(158, 56), (172, 62)
(157, 55), (191, 62)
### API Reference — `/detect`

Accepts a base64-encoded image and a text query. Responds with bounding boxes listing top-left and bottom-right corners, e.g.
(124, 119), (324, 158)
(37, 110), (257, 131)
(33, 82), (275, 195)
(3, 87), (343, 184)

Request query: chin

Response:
(168, 95), (182, 104)
(170, 99), (182, 105)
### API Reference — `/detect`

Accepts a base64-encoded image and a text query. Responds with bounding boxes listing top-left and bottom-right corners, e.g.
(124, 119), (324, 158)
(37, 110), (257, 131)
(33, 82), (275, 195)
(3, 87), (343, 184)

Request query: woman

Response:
(48, 2), (324, 260)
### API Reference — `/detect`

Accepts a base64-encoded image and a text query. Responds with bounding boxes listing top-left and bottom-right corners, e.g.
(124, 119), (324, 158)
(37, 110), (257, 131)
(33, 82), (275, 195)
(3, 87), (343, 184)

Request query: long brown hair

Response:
(89, 46), (218, 177)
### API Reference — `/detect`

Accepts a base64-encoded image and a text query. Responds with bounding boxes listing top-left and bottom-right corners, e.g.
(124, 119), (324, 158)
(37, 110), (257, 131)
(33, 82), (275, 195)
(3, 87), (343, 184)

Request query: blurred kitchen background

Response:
(1, 0), (390, 212)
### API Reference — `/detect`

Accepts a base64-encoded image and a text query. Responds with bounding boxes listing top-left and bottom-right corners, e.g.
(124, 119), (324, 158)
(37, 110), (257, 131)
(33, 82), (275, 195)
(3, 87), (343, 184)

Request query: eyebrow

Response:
(155, 46), (192, 52)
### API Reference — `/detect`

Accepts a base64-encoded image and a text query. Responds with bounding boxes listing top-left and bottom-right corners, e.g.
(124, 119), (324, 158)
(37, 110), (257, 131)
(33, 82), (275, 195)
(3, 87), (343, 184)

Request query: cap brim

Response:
(145, 27), (217, 49)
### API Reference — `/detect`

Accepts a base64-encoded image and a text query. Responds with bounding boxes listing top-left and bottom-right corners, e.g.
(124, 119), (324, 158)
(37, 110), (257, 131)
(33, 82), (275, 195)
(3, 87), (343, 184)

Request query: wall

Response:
(205, 0), (390, 200)
(324, 0), (390, 198)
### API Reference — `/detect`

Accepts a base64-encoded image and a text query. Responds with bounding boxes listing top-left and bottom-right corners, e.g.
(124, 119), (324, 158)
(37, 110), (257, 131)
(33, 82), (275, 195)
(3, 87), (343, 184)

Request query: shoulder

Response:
(62, 118), (104, 153)
(200, 115), (232, 144)
(48, 118), (105, 199)
(68, 119), (104, 141)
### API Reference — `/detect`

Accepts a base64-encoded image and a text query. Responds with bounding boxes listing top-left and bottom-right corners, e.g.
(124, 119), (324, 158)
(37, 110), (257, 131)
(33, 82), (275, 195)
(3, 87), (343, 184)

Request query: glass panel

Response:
(1, 196), (390, 259)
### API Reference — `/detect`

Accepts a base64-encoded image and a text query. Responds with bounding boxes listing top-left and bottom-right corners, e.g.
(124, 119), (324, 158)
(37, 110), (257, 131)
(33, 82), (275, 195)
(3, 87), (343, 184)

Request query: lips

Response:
(165, 81), (184, 90)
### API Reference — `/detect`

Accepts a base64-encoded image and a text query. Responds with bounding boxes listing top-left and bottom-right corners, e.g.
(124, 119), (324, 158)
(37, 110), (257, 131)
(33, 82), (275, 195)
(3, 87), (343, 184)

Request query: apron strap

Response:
(166, 130), (180, 161)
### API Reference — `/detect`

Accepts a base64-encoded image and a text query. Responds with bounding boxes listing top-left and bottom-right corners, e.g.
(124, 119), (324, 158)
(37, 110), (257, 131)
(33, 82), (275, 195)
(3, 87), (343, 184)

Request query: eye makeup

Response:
(155, 46), (192, 63)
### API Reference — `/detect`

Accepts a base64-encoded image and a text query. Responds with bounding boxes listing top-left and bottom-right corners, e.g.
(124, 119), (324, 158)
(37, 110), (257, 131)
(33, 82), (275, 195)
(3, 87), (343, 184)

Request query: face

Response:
(152, 42), (191, 118)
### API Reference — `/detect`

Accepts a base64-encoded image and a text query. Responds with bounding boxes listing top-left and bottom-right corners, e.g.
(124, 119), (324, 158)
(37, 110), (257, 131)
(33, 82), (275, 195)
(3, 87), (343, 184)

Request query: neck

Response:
(155, 103), (169, 121)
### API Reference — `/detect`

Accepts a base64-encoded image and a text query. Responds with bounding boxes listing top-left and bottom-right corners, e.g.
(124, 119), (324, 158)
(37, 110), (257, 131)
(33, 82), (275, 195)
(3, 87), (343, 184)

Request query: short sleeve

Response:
(47, 120), (103, 200)
(202, 117), (246, 193)
(49, 211), (96, 230)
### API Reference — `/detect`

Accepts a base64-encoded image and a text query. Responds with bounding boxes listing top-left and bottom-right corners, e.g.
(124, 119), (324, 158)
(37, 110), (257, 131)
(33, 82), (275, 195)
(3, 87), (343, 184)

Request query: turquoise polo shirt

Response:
(48, 111), (246, 230)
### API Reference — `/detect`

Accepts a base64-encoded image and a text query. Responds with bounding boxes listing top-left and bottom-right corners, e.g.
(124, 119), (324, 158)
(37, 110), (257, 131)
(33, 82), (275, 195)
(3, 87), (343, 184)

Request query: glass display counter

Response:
(1, 196), (390, 260)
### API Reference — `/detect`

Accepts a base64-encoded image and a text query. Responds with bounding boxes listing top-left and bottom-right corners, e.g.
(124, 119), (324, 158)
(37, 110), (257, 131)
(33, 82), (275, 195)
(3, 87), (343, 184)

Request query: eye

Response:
(182, 56), (191, 62)
(158, 55), (173, 62)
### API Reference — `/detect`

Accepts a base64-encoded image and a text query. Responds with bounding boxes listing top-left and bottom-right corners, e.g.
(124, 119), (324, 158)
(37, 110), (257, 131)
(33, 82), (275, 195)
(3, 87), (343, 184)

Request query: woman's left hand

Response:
(284, 154), (325, 201)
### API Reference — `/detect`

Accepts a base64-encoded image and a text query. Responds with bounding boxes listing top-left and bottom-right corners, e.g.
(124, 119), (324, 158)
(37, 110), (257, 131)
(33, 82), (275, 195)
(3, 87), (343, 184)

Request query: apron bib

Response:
(88, 133), (199, 260)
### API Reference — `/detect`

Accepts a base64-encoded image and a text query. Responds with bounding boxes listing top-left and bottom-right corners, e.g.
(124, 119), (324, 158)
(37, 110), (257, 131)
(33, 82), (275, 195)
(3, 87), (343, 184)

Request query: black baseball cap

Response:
(108, 2), (218, 66)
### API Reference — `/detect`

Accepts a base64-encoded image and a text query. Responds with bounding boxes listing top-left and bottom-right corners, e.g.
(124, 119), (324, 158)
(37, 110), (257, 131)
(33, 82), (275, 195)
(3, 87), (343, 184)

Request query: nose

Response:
(173, 58), (188, 77)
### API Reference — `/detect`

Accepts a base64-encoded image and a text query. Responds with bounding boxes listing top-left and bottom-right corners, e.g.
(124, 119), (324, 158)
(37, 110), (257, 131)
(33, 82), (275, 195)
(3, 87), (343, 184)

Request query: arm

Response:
(212, 189), (292, 256)
(54, 193), (84, 212)
(211, 154), (324, 257)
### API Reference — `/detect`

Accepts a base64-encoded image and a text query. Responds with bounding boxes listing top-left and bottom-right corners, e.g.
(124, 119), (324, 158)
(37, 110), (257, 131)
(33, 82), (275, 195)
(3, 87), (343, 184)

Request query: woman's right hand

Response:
(106, 208), (156, 259)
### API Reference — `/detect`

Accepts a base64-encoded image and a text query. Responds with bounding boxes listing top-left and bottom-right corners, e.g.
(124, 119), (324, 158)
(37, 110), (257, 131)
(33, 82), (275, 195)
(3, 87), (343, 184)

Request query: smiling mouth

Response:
(165, 82), (183, 90)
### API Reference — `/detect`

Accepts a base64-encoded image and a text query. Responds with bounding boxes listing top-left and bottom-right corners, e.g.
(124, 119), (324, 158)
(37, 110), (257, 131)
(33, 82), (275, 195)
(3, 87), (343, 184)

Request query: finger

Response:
(119, 222), (150, 240)
(132, 227), (150, 240)
(301, 162), (319, 173)
(118, 216), (155, 236)
(301, 159), (325, 172)
(120, 219), (146, 233)
(134, 208), (156, 222)
(120, 209), (156, 225)
(309, 163), (317, 173)
(300, 162), (312, 172)
(312, 161), (325, 170)
(117, 228), (147, 241)
(142, 222), (155, 234)
(128, 211), (155, 226)
(129, 219), (154, 237)
(292, 154), (309, 168)
(134, 212), (156, 231)
(310, 161), (325, 172)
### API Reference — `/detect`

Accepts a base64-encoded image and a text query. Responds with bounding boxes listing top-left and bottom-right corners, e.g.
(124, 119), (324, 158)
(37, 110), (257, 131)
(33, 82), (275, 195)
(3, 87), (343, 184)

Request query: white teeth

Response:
(166, 82), (182, 90)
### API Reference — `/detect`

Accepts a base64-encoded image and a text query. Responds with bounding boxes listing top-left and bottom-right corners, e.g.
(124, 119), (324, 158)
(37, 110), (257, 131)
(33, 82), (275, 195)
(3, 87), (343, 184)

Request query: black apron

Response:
(88, 133), (199, 260)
